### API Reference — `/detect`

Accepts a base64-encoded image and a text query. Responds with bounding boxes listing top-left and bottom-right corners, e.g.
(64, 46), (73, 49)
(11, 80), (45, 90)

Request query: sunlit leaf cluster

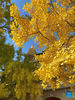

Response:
(10, 0), (75, 90)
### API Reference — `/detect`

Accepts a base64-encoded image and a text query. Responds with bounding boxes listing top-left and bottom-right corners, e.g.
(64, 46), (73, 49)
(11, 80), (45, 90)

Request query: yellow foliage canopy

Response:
(10, 0), (75, 90)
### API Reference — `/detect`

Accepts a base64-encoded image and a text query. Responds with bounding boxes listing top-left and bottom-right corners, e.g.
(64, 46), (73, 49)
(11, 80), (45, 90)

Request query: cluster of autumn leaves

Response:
(10, 0), (75, 90)
(0, 0), (75, 100)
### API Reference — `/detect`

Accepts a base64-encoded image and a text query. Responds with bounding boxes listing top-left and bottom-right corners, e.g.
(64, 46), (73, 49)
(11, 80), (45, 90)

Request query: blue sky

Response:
(5, 0), (45, 57)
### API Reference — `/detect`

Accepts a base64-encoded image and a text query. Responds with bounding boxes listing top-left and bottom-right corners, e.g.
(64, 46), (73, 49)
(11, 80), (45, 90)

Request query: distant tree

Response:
(1, 49), (42, 100)
(0, 33), (14, 98)
(0, 33), (14, 68)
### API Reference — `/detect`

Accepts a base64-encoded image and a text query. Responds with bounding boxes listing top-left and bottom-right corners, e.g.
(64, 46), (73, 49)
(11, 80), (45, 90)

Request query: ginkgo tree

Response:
(10, 0), (75, 90)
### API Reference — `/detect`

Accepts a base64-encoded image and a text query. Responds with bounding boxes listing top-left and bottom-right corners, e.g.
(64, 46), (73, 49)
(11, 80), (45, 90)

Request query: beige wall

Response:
(36, 88), (75, 100)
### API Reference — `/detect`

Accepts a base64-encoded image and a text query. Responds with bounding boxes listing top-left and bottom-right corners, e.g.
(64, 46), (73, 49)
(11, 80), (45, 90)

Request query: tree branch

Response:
(65, 20), (75, 27)
(37, 30), (50, 41)
(48, 0), (59, 15)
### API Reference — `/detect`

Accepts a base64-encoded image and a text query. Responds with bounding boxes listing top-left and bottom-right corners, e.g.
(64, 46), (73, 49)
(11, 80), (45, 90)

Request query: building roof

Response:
(27, 45), (36, 55)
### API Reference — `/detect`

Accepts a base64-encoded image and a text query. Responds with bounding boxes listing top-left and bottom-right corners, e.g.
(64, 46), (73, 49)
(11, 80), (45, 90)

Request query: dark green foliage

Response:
(0, 33), (14, 68)
(0, 0), (11, 33)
